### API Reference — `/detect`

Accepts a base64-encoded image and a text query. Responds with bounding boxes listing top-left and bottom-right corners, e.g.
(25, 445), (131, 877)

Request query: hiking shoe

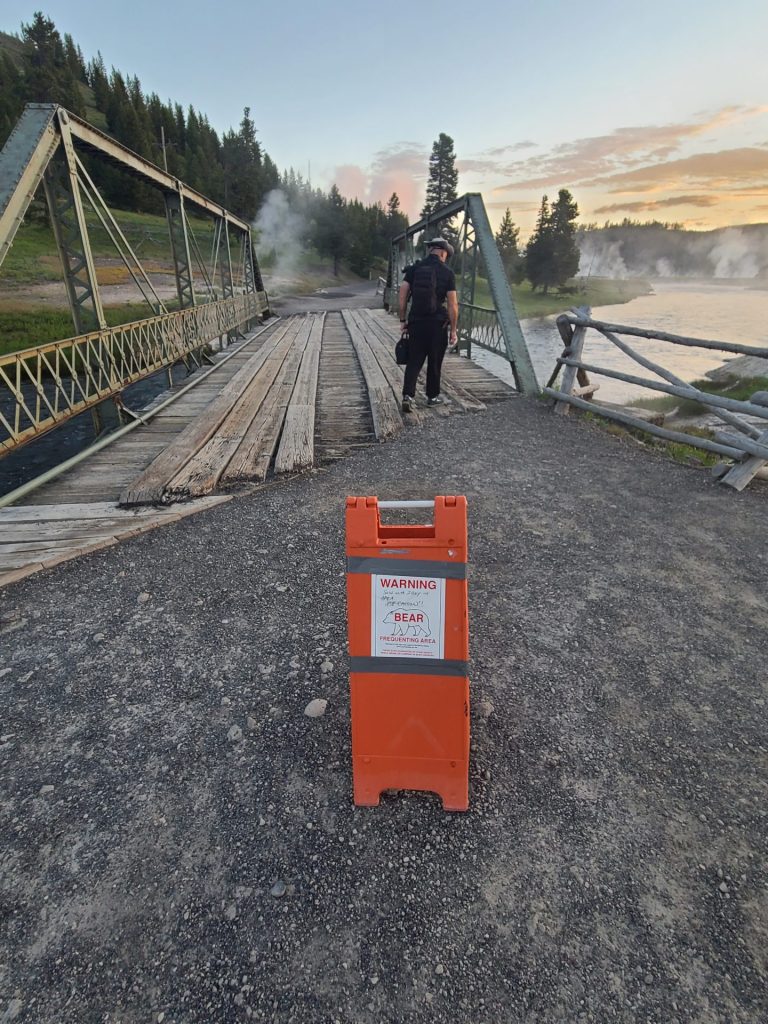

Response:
(401, 395), (415, 413)
(427, 395), (444, 406)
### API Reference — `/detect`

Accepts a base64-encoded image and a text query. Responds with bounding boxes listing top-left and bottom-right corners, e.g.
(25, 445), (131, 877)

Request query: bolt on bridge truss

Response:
(385, 193), (538, 396)
(0, 103), (268, 455)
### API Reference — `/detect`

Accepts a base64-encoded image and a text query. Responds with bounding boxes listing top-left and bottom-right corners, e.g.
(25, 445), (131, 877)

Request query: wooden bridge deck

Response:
(0, 309), (513, 587)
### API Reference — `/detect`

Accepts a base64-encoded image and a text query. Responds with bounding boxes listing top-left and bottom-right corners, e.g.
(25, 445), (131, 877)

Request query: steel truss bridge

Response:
(0, 103), (268, 454)
(385, 193), (538, 396)
(0, 106), (539, 469)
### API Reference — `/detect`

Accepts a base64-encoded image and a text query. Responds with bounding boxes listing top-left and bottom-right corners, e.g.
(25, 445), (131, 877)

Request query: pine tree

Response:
(524, 196), (555, 294)
(421, 133), (458, 217)
(314, 184), (348, 277)
(549, 188), (580, 287)
(21, 12), (84, 114)
(0, 52), (24, 147)
(495, 208), (523, 284)
(222, 107), (263, 219)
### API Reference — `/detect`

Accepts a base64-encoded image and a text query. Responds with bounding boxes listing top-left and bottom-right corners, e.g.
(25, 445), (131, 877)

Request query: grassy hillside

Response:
(0, 30), (25, 65)
(1, 207), (211, 284)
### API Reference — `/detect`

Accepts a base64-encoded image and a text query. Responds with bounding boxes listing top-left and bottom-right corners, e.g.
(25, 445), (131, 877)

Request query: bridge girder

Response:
(0, 103), (270, 454)
(386, 192), (539, 396)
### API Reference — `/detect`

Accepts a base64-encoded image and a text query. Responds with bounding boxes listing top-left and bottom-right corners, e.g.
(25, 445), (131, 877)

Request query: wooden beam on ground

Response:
(120, 320), (294, 505)
(165, 319), (304, 499)
(274, 313), (325, 474)
(358, 309), (486, 412)
(345, 310), (424, 424)
(341, 310), (402, 440)
(221, 316), (314, 485)
(0, 496), (230, 588)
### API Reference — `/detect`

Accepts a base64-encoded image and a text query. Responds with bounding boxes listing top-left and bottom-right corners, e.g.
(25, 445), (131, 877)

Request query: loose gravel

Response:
(1, 397), (766, 1023)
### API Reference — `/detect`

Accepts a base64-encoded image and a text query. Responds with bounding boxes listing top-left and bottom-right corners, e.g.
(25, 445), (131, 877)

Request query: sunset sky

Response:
(4, 0), (768, 236)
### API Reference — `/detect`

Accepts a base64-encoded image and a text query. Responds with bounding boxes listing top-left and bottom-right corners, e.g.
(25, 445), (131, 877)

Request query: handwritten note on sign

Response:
(371, 574), (445, 659)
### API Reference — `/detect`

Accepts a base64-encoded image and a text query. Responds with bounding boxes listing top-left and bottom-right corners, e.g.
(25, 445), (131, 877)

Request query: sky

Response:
(4, 0), (768, 236)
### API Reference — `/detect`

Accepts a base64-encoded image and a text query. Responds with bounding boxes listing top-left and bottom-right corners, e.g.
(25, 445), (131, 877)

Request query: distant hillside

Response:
(0, 29), (24, 65)
(577, 222), (768, 280)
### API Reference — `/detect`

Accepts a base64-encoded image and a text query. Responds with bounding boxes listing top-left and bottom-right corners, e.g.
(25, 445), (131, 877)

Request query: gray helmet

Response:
(426, 237), (454, 257)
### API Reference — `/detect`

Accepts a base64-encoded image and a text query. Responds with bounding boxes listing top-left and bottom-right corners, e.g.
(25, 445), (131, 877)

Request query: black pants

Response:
(403, 319), (448, 400)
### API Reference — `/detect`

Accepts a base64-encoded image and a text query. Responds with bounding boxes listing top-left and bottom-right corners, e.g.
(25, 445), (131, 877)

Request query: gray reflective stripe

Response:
(349, 656), (468, 677)
(346, 557), (466, 579)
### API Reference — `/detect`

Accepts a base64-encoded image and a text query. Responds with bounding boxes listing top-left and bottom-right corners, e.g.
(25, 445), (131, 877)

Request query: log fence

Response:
(545, 306), (768, 491)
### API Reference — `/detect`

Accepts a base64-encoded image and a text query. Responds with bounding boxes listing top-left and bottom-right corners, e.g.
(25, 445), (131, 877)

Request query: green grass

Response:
(1, 207), (214, 283)
(583, 413), (721, 469)
(471, 276), (652, 318)
(633, 376), (768, 418)
(0, 302), (175, 357)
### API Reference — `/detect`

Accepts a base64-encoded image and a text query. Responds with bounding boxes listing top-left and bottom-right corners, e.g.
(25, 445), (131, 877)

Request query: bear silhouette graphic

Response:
(383, 609), (431, 638)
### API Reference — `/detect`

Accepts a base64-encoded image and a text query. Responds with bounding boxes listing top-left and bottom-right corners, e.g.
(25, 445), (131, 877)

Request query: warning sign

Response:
(371, 573), (445, 659)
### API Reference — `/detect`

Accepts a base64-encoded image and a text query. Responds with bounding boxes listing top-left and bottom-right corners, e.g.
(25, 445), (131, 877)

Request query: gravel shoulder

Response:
(1, 398), (766, 1024)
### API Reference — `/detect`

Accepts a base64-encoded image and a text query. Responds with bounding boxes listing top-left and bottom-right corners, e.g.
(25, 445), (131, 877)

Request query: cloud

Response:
(457, 158), (510, 174)
(332, 142), (428, 216)
(478, 141), (537, 157)
(597, 147), (768, 193)
(333, 164), (369, 201)
(484, 199), (542, 212)
(594, 194), (722, 214)
(490, 106), (768, 192)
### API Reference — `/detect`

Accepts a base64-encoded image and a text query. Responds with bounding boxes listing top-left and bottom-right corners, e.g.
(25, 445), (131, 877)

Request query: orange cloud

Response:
(490, 106), (768, 192)
(332, 143), (429, 217)
(594, 195), (721, 214)
(598, 148), (768, 192)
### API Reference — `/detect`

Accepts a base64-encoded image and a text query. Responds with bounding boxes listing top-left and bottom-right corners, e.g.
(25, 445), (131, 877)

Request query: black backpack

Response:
(409, 261), (438, 319)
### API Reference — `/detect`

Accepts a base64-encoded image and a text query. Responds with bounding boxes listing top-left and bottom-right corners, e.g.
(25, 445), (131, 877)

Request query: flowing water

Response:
(475, 280), (768, 403)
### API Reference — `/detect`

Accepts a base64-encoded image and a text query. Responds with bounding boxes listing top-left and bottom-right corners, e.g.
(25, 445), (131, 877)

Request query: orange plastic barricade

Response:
(345, 495), (470, 811)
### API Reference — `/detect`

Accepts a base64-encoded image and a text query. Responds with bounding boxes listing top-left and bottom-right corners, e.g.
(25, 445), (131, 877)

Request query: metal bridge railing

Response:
(0, 292), (265, 454)
(458, 302), (506, 359)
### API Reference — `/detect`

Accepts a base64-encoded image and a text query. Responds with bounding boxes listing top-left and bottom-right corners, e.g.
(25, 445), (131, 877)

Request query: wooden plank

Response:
(0, 501), (152, 522)
(0, 564), (41, 587)
(0, 496), (229, 586)
(340, 310), (402, 440)
(166, 319), (307, 498)
(222, 318), (314, 485)
(720, 395), (768, 488)
(274, 313), (325, 474)
(0, 519), (167, 541)
(345, 310), (424, 425)
(0, 551), (73, 571)
(573, 382), (600, 398)
(120, 320), (294, 506)
(359, 309), (486, 412)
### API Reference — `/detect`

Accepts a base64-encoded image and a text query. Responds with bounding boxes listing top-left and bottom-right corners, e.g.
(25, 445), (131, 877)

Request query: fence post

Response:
(554, 306), (590, 416)
(721, 391), (768, 490)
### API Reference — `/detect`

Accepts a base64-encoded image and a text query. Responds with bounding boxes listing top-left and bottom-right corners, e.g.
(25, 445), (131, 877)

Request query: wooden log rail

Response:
(547, 308), (768, 492)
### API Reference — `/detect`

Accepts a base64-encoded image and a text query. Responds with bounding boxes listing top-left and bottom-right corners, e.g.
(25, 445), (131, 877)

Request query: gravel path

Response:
(1, 398), (766, 1024)
(271, 280), (381, 315)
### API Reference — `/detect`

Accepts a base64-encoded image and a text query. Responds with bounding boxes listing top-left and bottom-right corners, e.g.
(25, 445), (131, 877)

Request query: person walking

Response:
(398, 238), (458, 412)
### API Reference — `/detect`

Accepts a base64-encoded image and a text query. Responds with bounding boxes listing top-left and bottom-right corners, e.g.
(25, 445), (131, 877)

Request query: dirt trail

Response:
(1, 398), (766, 1023)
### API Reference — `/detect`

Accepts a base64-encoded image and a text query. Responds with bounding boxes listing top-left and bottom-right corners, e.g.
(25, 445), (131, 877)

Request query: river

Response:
(475, 280), (768, 402)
